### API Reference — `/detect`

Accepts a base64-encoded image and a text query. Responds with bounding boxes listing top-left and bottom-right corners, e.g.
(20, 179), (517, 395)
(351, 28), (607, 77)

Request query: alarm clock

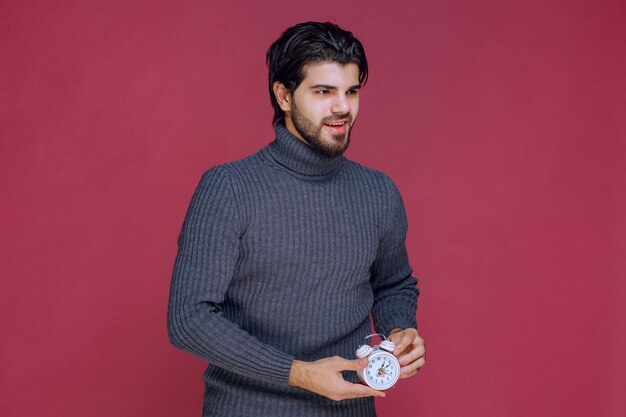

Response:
(355, 336), (401, 390)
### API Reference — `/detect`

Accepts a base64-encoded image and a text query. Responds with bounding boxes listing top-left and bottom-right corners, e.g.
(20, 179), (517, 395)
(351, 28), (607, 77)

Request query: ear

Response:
(273, 81), (292, 112)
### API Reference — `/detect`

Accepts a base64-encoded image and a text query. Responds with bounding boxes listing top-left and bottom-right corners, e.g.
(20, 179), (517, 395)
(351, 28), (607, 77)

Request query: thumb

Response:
(349, 357), (369, 371)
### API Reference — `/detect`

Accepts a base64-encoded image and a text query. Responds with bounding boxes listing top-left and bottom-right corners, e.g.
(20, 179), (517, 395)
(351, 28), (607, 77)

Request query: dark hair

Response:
(266, 21), (368, 125)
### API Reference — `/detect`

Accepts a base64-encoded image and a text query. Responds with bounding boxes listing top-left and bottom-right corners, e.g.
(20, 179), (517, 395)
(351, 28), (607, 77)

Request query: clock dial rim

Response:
(362, 351), (400, 390)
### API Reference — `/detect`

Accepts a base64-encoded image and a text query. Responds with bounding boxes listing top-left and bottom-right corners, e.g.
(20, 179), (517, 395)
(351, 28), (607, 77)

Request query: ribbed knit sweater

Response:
(168, 123), (419, 417)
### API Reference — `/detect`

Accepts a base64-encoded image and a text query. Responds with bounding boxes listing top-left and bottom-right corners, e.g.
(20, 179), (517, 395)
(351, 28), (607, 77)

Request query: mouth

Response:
(323, 119), (350, 135)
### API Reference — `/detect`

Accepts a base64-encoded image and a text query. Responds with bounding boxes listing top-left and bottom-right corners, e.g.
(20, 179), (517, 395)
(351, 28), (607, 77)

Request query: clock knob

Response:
(379, 340), (396, 352)
(356, 345), (373, 358)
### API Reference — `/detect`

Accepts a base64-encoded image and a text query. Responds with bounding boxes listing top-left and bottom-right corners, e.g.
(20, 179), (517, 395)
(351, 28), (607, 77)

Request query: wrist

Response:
(289, 360), (306, 388)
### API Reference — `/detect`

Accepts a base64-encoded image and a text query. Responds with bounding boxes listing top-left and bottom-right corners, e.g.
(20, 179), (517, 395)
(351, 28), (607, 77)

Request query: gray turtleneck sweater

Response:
(168, 123), (419, 417)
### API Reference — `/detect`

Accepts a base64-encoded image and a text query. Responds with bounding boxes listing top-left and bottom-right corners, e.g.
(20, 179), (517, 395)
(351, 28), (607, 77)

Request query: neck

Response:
(266, 122), (344, 177)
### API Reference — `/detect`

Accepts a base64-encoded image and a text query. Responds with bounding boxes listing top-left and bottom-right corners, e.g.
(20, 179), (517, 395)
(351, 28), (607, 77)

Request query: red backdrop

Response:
(1, 1), (624, 416)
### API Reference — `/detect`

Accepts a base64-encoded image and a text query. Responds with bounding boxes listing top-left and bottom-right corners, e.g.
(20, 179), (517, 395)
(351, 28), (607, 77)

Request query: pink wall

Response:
(1, 1), (624, 416)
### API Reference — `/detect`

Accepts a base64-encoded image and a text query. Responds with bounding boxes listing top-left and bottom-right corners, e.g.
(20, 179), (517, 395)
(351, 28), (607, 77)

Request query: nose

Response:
(331, 93), (350, 114)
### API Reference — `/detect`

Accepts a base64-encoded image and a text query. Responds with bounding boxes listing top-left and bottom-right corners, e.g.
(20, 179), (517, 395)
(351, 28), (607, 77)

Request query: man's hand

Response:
(387, 328), (426, 378)
(289, 357), (386, 401)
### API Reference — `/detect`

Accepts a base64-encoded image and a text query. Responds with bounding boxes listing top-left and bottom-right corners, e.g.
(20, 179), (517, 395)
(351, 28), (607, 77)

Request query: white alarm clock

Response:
(355, 335), (401, 390)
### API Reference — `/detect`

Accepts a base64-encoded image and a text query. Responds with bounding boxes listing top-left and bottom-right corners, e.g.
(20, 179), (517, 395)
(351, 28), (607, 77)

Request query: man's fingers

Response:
(338, 359), (386, 398)
(397, 341), (425, 365)
(335, 357), (368, 372)
(321, 362), (386, 401)
(351, 384), (386, 398)
(399, 355), (426, 378)
(388, 329), (426, 377)
(338, 381), (386, 399)
(392, 329), (418, 356)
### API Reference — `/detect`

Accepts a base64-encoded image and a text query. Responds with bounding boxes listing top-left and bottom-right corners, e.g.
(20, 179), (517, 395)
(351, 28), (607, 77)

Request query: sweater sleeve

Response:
(370, 175), (419, 336)
(167, 166), (294, 385)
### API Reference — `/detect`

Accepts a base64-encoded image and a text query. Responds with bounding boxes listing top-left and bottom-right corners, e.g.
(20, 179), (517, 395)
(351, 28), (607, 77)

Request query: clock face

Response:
(363, 352), (400, 390)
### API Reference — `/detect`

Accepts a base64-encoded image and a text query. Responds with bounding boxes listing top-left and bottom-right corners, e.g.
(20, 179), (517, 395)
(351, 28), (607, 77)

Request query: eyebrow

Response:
(310, 84), (362, 90)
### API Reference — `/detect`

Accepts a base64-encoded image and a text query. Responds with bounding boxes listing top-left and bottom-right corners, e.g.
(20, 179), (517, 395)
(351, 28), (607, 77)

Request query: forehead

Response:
(300, 62), (360, 87)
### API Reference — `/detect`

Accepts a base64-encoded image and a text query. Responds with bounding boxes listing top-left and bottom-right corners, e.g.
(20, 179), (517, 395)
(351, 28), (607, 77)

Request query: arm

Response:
(167, 167), (293, 385)
(370, 175), (425, 376)
(168, 167), (387, 399)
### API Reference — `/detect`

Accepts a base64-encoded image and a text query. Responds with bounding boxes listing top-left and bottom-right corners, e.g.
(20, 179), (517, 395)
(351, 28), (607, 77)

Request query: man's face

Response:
(284, 62), (361, 158)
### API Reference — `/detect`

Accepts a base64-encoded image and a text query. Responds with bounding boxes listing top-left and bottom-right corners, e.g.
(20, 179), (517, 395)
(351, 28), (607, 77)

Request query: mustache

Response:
(322, 114), (352, 124)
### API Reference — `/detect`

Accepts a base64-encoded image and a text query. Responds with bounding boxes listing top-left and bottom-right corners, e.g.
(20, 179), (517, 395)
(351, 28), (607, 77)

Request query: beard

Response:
(290, 99), (354, 158)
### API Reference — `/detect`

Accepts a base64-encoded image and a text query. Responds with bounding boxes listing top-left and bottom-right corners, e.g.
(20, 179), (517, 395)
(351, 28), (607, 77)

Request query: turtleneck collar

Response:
(266, 122), (344, 177)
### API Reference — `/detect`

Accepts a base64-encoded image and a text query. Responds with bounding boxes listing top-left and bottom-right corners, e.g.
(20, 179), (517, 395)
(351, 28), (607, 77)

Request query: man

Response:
(168, 21), (425, 417)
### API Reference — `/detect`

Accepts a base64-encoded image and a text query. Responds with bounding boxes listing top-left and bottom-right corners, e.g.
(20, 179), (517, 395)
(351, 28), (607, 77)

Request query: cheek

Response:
(296, 97), (326, 122)
(350, 100), (360, 119)
(311, 101), (331, 121)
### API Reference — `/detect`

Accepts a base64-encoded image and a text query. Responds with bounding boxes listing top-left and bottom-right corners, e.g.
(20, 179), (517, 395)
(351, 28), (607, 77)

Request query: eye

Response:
(347, 89), (359, 96)
(316, 89), (330, 95)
